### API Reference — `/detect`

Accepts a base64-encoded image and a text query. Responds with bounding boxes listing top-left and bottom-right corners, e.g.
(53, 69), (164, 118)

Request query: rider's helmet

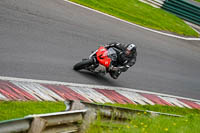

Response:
(125, 43), (137, 57)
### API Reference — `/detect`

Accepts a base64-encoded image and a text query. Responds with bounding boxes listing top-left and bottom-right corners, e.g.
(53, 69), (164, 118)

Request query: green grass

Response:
(1, 101), (200, 132)
(103, 103), (200, 115)
(86, 103), (200, 133)
(87, 114), (200, 133)
(194, 0), (200, 2)
(0, 101), (65, 121)
(70, 0), (199, 37)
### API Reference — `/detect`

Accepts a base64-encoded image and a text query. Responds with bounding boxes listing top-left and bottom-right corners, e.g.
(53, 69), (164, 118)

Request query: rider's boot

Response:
(109, 70), (121, 79)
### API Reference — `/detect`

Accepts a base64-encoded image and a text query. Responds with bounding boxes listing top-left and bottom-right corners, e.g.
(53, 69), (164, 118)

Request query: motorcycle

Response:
(73, 46), (120, 78)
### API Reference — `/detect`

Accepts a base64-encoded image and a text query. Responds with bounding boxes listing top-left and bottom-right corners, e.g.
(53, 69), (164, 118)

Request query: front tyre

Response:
(73, 59), (93, 71)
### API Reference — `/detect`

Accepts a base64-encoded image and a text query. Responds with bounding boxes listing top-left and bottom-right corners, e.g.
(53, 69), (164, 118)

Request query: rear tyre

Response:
(73, 59), (93, 71)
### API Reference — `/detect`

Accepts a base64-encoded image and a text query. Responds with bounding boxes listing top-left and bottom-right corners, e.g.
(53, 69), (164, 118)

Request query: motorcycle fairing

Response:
(96, 46), (111, 68)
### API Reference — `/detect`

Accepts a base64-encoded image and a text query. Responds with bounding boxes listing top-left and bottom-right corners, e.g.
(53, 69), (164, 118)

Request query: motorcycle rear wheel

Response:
(73, 59), (94, 71)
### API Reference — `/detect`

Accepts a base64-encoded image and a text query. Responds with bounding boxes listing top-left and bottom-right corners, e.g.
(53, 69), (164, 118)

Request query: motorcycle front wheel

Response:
(73, 59), (94, 71)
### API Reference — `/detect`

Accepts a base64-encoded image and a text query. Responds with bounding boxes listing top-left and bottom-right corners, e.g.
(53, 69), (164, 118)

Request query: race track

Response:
(0, 0), (200, 99)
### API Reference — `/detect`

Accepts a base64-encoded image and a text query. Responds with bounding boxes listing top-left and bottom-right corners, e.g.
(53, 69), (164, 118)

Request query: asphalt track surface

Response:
(0, 0), (200, 99)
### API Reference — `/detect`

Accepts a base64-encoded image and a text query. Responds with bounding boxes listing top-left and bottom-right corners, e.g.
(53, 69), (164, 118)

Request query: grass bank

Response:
(86, 103), (200, 133)
(104, 103), (200, 115)
(0, 101), (200, 132)
(0, 101), (65, 121)
(70, 0), (199, 37)
(87, 114), (200, 133)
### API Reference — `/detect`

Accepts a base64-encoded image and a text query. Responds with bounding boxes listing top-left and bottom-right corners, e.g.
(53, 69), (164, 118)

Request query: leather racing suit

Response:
(104, 42), (137, 79)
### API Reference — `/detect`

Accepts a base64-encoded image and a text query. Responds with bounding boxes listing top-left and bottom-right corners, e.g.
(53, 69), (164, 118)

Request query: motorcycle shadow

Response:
(76, 70), (118, 86)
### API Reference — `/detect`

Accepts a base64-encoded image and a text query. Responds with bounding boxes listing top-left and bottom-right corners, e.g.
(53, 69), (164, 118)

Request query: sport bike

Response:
(73, 46), (119, 77)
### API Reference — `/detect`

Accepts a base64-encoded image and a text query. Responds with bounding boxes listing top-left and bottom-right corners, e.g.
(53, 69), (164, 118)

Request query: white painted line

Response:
(159, 96), (192, 108)
(0, 76), (200, 102)
(116, 90), (155, 105)
(185, 21), (200, 35)
(69, 86), (113, 103)
(64, 0), (200, 41)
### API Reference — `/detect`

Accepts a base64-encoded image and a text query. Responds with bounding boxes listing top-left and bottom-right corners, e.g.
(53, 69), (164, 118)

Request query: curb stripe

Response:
(0, 92), (7, 101)
(0, 76), (199, 103)
(0, 81), (24, 100)
(140, 93), (172, 106)
(4, 81), (37, 101)
(12, 81), (47, 101)
(69, 87), (113, 103)
(0, 76), (199, 109)
(30, 83), (64, 101)
(116, 90), (155, 105)
(0, 81), (25, 100)
(43, 84), (90, 102)
(17, 82), (55, 101)
(0, 88), (13, 100)
(94, 89), (134, 104)
(195, 102), (200, 108)
(42, 84), (70, 100)
(178, 99), (200, 109)
(159, 96), (192, 108)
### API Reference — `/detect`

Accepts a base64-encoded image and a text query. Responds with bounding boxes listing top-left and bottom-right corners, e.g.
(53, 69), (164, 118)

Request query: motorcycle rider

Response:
(104, 42), (137, 79)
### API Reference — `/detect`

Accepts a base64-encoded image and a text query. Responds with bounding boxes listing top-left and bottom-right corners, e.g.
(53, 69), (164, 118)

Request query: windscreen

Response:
(107, 48), (117, 61)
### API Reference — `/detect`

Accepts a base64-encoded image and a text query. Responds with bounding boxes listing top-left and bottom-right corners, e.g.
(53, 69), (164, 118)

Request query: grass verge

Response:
(0, 101), (65, 121)
(194, 0), (200, 2)
(70, 0), (199, 37)
(86, 103), (200, 133)
(1, 101), (200, 132)
(104, 103), (200, 115)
